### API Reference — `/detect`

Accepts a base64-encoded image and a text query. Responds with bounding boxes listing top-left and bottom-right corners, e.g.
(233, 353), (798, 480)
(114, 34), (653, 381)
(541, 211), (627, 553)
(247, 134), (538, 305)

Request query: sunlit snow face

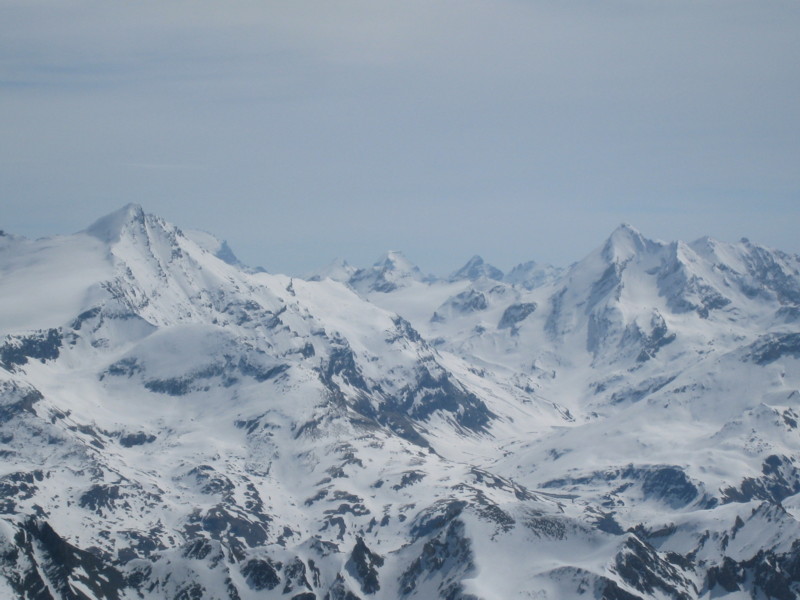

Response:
(2, 200), (800, 599)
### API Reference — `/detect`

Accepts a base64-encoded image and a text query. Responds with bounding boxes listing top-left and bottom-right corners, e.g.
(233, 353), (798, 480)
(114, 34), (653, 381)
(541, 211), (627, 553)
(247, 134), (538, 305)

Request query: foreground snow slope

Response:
(1, 206), (799, 599)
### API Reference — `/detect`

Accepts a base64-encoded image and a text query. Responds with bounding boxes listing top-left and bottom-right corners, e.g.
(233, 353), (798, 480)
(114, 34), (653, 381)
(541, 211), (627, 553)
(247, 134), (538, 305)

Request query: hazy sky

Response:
(2, 0), (799, 275)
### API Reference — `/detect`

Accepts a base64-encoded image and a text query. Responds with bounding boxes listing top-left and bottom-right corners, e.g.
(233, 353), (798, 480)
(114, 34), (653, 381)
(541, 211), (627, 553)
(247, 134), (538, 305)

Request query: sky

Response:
(2, 0), (799, 276)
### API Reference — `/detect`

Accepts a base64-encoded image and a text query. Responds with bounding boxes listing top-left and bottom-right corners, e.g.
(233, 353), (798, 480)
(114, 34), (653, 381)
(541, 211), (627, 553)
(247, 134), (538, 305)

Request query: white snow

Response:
(1, 207), (799, 599)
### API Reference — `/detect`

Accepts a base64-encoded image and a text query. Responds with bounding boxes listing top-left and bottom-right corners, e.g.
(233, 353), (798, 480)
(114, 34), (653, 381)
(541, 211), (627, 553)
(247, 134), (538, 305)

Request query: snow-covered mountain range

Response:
(2, 205), (800, 599)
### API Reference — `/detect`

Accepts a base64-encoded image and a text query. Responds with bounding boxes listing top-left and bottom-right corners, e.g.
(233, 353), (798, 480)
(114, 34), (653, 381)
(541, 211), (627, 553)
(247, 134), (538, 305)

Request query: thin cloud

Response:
(1, 0), (798, 274)
(117, 162), (204, 171)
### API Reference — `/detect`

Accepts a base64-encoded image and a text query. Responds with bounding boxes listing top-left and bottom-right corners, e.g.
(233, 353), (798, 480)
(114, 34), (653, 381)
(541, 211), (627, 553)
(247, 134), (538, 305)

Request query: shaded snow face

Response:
(448, 255), (504, 283)
(2, 207), (800, 600)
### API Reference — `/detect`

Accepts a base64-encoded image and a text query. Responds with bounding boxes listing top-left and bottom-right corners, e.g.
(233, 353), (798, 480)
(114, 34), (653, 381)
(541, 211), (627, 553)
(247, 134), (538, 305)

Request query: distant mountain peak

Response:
(349, 251), (428, 293)
(374, 250), (416, 271)
(84, 203), (146, 243)
(449, 255), (504, 282)
(307, 257), (357, 282)
(602, 223), (661, 263)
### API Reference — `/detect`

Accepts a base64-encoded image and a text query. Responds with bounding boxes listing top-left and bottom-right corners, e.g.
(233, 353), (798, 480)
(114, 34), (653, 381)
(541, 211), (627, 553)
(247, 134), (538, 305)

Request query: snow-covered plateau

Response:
(2, 205), (800, 599)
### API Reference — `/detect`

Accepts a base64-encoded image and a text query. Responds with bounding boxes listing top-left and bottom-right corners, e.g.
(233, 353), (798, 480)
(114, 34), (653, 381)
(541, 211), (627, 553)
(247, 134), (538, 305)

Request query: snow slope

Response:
(1, 207), (800, 599)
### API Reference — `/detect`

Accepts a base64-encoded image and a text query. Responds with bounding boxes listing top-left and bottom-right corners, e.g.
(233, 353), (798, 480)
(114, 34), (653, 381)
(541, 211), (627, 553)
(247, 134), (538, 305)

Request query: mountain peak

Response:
(610, 222), (644, 243)
(307, 257), (357, 282)
(375, 250), (416, 271)
(85, 203), (146, 243)
(449, 255), (504, 282)
(602, 223), (660, 263)
(349, 251), (427, 293)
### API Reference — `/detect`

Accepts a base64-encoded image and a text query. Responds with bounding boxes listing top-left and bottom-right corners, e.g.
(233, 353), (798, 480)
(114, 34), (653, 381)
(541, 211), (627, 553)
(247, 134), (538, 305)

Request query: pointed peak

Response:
(372, 251), (422, 276)
(375, 250), (411, 266)
(449, 255), (504, 282)
(85, 203), (146, 243)
(307, 257), (356, 282)
(349, 250), (427, 293)
(688, 235), (721, 256)
(610, 222), (644, 241)
(461, 255), (490, 271)
(602, 223), (660, 263)
(693, 234), (718, 245)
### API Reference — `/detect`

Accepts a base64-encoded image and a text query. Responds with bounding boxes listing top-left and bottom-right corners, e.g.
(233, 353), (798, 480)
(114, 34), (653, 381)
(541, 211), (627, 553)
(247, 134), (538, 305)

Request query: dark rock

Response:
(639, 466), (699, 509)
(593, 512), (625, 535)
(345, 537), (384, 594)
(542, 465), (699, 509)
(0, 387), (42, 424)
(498, 302), (537, 331)
(242, 557), (281, 591)
(389, 316), (423, 345)
(174, 583), (206, 600)
(324, 573), (362, 600)
(0, 329), (62, 370)
(721, 455), (800, 505)
(70, 307), (101, 331)
(438, 290), (488, 315)
(186, 504), (270, 562)
(119, 432), (156, 447)
(703, 542), (800, 600)
(103, 357), (142, 378)
(79, 484), (125, 515)
(117, 529), (162, 560)
(597, 578), (644, 600)
(321, 340), (369, 395)
(283, 557), (312, 595)
(613, 535), (696, 600)
(468, 467), (535, 500)
(392, 471), (425, 491)
(522, 514), (567, 540)
(629, 311), (676, 362)
(400, 520), (474, 597)
(397, 366), (495, 433)
(746, 333), (800, 365)
(0, 471), (42, 514)
(5, 519), (126, 600)
(409, 501), (468, 539)
(321, 516), (347, 540)
(182, 538), (215, 561)
(187, 465), (235, 497)
(704, 556), (742, 593)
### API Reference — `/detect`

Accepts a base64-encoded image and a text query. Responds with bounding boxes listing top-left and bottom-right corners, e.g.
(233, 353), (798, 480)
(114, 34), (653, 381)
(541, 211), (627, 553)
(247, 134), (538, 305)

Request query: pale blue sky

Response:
(2, 0), (799, 275)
